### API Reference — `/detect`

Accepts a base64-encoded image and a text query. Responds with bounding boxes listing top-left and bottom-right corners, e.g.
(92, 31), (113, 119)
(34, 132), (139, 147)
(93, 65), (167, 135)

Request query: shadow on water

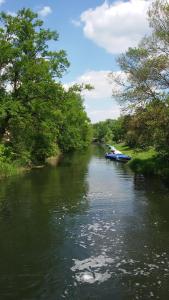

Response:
(0, 148), (92, 300)
(134, 174), (169, 227)
(0, 145), (169, 300)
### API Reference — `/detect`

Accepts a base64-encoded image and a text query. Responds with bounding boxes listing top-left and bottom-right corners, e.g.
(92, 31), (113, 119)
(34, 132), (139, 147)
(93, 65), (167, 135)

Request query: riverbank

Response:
(114, 143), (169, 178)
(0, 161), (25, 179)
(0, 153), (62, 179)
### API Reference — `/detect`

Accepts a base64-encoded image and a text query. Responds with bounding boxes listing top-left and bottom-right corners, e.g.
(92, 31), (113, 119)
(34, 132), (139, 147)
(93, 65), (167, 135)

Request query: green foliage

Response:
(114, 143), (166, 177)
(0, 143), (23, 177)
(57, 89), (92, 152)
(0, 8), (92, 173)
(0, 161), (20, 178)
(111, 0), (169, 108)
(93, 118), (124, 144)
(108, 0), (169, 172)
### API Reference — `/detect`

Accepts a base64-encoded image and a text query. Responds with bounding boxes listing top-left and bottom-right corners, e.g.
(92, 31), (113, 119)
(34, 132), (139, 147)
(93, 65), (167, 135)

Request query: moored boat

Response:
(105, 152), (131, 162)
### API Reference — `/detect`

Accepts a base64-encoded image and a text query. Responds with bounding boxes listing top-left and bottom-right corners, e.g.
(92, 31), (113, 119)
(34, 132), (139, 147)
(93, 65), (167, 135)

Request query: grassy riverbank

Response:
(113, 143), (169, 178)
(0, 161), (24, 179)
(0, 153), (62, 179)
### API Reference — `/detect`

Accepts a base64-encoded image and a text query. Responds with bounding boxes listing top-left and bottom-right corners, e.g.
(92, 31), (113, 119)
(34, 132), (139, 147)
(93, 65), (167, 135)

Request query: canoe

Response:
(105, 153), (131, 162)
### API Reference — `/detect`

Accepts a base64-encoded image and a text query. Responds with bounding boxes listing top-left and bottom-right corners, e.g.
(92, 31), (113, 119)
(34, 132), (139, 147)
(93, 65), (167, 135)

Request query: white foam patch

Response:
(71, 255), (115, 284)
(71, 255), (115, 272)
(75, 271), (111, 284)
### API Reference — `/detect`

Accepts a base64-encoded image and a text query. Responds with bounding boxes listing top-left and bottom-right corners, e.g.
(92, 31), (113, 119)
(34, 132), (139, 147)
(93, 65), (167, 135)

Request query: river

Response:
(0, 145), (169, 300)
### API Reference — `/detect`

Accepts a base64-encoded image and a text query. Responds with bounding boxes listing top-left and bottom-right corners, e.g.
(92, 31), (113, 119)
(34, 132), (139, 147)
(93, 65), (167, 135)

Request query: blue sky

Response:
(0, 0), (151, 123)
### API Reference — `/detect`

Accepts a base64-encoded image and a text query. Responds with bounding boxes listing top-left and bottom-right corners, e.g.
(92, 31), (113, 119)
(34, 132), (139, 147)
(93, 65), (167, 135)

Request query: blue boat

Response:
(105, 153), (131, 162)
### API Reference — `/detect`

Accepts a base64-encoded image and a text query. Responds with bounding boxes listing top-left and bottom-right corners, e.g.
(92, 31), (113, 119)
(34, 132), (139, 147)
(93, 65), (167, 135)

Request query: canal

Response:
(0, 146), (169, 299)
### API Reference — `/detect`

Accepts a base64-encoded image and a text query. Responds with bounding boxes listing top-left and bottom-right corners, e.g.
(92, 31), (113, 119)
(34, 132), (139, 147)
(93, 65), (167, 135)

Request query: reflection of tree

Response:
(0, 148), (91, 299)
(134, 174), (169, 227)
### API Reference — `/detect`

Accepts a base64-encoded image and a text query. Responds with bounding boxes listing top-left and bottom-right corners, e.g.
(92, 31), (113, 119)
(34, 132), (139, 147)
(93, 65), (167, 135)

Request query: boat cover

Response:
(105, 153), (131, 161)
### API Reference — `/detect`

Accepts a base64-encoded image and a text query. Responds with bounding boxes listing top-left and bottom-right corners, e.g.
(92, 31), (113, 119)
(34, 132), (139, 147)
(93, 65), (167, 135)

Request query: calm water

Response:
(0, 146), (169, 300)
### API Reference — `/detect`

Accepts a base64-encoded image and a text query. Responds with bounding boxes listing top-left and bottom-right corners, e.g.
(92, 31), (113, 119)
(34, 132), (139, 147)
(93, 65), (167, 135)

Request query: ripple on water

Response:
(68, 211), (169, 300)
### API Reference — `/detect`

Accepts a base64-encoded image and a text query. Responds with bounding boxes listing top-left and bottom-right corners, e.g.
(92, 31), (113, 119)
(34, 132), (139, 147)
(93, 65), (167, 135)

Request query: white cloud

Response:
(64, 70), (112, 99)
(65, 70), (123, 100)
(80, 0), (151, 54)
(38, 6), (52, 17)
(76, 70), (113, 99)
(64, 70), (121, 123)
(89, 106), (121, 123)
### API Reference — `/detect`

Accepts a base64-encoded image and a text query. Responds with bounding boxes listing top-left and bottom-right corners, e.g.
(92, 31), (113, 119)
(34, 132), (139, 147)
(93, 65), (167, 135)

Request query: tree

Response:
(109, 0), (169, 157)
(57, 86), (92, 152)
(0, 9), (92, 165)
(93, 118), (125, 144)
(111, 0), (169, 110)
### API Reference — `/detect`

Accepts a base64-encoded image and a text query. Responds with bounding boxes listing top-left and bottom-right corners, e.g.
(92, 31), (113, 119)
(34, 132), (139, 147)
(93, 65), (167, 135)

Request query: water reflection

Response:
(0, 145), (169, 300)
(0, 149), (91, 300)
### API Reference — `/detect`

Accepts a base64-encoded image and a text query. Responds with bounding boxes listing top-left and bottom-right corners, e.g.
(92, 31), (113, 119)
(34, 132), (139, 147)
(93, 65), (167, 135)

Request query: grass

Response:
(113, 143), (156, 160)
(0, 161), (25, 179)
(112, 143), (168, 177)
(0, 150), (61, 179)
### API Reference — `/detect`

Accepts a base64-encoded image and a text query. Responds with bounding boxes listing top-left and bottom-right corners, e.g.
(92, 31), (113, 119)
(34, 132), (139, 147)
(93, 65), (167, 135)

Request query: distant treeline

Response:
(0, 9), (92, 172)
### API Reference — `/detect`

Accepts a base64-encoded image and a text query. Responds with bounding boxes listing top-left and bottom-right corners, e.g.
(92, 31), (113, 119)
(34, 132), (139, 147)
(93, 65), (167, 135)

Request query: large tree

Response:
(111, 0), (169, 110)
(0, 9), (92, 164)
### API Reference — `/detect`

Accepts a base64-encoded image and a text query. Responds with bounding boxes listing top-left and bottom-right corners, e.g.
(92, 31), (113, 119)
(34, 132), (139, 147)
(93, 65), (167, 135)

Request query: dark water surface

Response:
(0, 146), (169, 300)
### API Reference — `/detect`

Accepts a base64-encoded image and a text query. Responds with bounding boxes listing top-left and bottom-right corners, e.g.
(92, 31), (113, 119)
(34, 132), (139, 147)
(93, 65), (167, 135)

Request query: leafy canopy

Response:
(0, 8), (92, 165)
